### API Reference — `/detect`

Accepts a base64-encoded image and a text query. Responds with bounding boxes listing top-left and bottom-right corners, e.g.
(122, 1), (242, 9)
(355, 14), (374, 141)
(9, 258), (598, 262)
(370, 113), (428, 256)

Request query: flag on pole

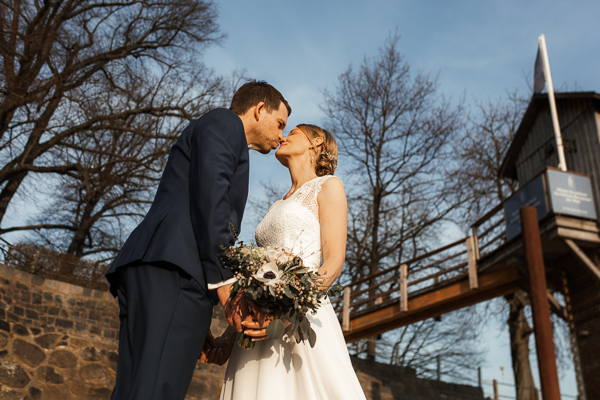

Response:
(534, 49), (545, 93)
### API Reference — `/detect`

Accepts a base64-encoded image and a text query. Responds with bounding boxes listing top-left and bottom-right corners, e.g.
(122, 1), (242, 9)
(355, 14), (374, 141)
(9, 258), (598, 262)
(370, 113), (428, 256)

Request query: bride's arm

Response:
(317, 177), (348, 289)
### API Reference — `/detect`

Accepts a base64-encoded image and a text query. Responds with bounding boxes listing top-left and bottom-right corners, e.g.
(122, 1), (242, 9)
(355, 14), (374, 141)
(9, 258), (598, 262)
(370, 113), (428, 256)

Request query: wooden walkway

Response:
(334, 203), (600, 343)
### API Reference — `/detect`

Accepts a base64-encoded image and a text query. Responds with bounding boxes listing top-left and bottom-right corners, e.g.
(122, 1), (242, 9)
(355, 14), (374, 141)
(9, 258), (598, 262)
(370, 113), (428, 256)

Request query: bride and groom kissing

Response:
(105, 81), (367, 400)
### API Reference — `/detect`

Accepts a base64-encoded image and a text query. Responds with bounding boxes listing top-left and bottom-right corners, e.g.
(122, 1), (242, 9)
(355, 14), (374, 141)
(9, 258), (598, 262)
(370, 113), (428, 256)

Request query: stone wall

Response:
(351, 357), (484, 400)
(0, 263), (484, 399)
(0, 263), (229, 399)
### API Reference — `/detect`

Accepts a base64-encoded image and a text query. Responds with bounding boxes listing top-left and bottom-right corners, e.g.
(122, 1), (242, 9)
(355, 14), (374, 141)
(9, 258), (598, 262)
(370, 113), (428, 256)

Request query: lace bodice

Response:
(255, 175), (340, 271)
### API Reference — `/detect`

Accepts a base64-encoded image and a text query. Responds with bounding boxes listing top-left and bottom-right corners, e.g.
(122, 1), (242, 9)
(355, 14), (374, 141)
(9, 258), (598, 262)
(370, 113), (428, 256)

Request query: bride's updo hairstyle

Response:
(296, 124), (339, 176)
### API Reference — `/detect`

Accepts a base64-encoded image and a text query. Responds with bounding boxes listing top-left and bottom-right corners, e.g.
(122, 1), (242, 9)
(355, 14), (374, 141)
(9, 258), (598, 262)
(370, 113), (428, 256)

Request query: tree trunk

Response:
(506, 291), (539, 400)
(0, 170), (28, 227)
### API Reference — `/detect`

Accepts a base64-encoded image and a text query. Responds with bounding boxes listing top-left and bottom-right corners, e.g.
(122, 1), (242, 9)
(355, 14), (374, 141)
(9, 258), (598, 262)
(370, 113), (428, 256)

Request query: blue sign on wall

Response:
(546, 169), (597, 220)
(503, 169), (598, 241)
(504, 174), (548, 241)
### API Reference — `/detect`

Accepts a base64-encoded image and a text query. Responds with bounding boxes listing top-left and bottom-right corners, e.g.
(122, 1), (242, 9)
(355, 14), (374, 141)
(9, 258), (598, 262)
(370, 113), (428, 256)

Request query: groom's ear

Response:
(253, 102), (266, 121)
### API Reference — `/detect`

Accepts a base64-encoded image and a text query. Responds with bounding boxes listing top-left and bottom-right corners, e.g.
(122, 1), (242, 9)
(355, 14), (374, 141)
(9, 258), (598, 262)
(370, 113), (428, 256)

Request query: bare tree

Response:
(447, 92), (524, 227)
(16, 63), (231, 261)
(0, 0), (223, 233)
(322, 33), (482, 376)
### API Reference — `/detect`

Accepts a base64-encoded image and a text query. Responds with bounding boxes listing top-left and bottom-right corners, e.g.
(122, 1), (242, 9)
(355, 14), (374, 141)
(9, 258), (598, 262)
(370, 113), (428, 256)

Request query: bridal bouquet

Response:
(220, 242), (342, 349)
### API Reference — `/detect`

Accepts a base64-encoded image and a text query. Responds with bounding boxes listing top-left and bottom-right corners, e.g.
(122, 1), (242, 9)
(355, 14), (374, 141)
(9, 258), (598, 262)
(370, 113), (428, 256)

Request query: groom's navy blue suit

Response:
(106, 108), (249, 400)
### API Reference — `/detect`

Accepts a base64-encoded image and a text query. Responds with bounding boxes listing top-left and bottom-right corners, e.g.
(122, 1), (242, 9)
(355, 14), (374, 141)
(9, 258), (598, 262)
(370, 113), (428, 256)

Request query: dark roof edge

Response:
(499, 91), (600, 180)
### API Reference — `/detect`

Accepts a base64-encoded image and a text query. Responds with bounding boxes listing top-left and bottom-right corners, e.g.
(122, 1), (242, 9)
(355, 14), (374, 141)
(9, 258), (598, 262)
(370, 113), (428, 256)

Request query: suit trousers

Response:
(110, 262), (213, 400)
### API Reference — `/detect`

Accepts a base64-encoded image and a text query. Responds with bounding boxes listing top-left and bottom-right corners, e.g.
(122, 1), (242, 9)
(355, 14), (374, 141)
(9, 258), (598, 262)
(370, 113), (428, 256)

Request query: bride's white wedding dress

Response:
(220, 175), (366, 400)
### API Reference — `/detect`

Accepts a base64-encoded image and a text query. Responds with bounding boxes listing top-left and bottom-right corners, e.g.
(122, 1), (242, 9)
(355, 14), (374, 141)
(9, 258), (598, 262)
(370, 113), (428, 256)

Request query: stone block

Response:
(31, 293), (42, 304)
(0, 332), (7, 349)
(0, 319), (10, 332)
(102, 329), (117, 340)
(107, 351), (118, 371)
(30, 275), (44, 286)
(48, 307), (60, 316)
(80, 363), (111, 382)
(24, 386), (42, 400)
(36, 365), (64, 384)
(25, 309), (39, 320)
(11, 306), (24, 316)
(15, 282), (29, 291)
(68, 285), (83, 296)
(39, 384), (73, 400)
(55, 318), (74, 329)
(88, 387), (113, 399)
(66, 378), (89, 397)
(0, 386), (22, 400)
(49, 349), (78, 369)
(0, 360), (30, 388)
(12, 324), (29, 336)
(82, 347), (101, 362)
(12, 339), (46, 367)
(20, 291), (30, 303)
(85, 300), (97, 309)
(83, 288), (93, 297)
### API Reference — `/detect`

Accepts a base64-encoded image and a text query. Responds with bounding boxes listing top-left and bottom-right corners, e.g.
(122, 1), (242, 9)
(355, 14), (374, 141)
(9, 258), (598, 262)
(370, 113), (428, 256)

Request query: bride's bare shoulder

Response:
(317, 176), (345, 203)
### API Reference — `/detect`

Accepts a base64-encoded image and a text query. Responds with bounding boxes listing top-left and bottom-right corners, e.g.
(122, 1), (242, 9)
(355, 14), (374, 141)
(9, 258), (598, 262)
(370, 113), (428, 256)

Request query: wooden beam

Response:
(400, 264), (408, 312)
(564, 238), (600, 281)
(342, 286), (351, 332)
(472, 227), (480, 260)
(344, 268), (522, 342)
(557, 227), (600, 243)
(466, 236), (479, 290)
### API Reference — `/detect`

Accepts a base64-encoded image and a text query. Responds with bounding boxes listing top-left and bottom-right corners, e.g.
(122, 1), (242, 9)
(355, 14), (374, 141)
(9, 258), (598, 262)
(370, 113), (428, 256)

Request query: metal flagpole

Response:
(538, 34), (567, 171)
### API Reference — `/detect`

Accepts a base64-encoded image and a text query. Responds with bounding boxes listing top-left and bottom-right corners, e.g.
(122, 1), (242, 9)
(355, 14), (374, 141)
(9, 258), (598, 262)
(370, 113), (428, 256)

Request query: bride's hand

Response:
(242, 310), (282, 341)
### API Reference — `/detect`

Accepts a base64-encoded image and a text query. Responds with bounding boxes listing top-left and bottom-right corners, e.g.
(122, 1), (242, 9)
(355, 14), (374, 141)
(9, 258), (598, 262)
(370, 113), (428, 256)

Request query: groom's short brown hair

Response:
(230, 80), (291, 117)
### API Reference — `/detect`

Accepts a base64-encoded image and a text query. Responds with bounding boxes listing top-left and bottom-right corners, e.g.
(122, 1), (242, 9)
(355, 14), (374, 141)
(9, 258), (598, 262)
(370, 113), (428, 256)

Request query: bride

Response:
(202, 124), (366, 400)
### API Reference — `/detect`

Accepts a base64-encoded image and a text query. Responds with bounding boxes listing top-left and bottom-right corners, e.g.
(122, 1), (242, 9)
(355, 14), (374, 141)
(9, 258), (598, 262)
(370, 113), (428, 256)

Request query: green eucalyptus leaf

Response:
(266, 319), (285, 340)
(284, 286), (295, 299)
(308, 326), (317, 348)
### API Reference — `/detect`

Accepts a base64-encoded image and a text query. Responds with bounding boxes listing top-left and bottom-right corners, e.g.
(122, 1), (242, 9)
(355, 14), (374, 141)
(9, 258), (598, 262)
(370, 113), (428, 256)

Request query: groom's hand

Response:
(219, 285), (248, 332)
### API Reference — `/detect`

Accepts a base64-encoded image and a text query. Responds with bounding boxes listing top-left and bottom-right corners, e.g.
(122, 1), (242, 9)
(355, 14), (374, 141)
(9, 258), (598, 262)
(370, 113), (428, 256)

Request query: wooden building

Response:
(335, 92), (600, 400)
(501, 91), (600, 217)
(500, 91), (600, 400)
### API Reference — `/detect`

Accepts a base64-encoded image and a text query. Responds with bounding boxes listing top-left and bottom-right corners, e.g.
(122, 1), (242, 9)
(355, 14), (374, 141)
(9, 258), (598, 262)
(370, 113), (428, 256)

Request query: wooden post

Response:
(520, 206), (561, 400)
(400, 264), (408, 312)
(492, 379), (499, 400)
(342, 286), (351, 332)
(30, 248), (40, 273)
(471, 226), (480, 260)
(466, 236), (479, 290)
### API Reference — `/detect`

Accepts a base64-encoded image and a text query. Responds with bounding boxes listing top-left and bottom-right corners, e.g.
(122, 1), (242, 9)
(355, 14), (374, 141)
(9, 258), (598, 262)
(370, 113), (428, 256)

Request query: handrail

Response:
(347, 237), (468, 287)
(471, 201), (505, 229)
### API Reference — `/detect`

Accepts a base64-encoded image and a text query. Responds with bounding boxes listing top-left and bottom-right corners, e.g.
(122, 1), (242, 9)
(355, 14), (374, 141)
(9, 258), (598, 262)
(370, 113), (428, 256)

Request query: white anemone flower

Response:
(254, 262), (284, 286)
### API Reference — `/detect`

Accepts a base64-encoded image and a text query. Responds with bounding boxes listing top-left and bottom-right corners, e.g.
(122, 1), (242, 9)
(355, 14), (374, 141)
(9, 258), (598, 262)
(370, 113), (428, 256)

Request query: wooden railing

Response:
(334, 203), (507, 331)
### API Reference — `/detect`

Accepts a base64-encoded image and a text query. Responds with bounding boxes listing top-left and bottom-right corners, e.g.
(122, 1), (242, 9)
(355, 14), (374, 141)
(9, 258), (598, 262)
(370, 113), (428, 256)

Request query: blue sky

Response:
(202, 1), (600, 397)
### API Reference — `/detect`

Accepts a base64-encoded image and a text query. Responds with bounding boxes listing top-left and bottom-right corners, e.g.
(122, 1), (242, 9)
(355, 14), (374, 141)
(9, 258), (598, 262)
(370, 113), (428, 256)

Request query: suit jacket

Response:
(106, 108), (249, 303)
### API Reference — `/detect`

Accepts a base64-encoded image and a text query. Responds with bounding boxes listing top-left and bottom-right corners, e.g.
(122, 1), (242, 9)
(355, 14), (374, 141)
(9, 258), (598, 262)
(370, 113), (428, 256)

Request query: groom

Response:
(105, 80), (291, 400)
